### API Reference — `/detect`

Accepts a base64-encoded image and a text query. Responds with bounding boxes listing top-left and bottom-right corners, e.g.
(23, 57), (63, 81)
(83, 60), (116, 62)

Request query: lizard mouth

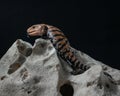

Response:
(28, 30), (35, 33)
(27, 30), (36, 34)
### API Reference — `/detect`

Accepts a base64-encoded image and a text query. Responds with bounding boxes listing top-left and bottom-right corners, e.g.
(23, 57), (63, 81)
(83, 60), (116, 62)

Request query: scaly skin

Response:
(27, 24), (90, 75)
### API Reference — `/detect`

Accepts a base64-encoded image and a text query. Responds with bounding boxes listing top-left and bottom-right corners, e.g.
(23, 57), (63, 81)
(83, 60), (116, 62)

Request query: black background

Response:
(0, 0), (120, 70)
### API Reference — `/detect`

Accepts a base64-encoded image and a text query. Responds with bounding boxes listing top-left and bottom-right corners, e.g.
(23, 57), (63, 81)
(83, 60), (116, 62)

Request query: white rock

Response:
(0, 38), (120, 96)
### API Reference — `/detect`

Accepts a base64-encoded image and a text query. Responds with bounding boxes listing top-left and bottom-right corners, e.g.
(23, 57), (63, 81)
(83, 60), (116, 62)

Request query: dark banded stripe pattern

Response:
(46, 24), (90, 75)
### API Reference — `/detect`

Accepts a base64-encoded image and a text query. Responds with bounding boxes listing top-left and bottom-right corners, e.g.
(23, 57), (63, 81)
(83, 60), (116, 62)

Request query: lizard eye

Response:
(32, 26), (36, 29)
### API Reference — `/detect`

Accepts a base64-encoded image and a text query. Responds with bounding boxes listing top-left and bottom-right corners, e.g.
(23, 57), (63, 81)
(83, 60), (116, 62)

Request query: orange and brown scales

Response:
(27, 24), (90, 75)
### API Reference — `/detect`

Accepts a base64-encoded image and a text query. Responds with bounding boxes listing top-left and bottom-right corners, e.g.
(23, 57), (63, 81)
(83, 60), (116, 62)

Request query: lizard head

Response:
(27, 24), (48, 37)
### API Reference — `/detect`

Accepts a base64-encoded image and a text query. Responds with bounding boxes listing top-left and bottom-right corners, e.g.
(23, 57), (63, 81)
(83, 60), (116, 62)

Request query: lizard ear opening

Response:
(40, 24), (48, 38)
(41, 25), (48, 34)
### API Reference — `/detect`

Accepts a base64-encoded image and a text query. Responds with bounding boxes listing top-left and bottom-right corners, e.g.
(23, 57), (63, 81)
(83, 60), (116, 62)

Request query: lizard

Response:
(27, 24), (90, 75)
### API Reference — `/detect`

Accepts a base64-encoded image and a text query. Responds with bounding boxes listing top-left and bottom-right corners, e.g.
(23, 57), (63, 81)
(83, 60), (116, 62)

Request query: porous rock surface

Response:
(0, 38), (120, 96)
